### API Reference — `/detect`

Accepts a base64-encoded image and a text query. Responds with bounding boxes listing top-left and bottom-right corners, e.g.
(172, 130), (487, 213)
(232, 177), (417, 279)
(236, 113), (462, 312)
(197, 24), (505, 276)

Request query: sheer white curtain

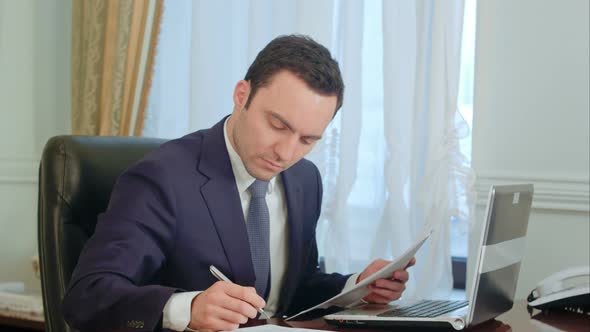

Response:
(144, 0), (341, 137)
(144, 0), (472, 300)
(375, 0), (474, 299)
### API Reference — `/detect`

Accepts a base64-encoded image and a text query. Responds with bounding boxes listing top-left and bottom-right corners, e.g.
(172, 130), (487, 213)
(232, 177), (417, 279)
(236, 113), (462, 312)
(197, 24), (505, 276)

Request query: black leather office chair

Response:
(37, 135), (167, 332)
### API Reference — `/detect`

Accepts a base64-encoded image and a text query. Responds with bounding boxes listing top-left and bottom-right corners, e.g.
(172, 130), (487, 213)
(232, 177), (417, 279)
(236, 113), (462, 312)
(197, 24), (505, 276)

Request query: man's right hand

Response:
(188, 281), (266, 332)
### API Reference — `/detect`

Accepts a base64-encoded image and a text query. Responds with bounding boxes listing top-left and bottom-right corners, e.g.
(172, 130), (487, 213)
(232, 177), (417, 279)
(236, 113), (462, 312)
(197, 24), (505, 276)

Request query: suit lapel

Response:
(277, 168), (304, 313)
(198, 118), (256, 287)
(197, 118), (311, 311)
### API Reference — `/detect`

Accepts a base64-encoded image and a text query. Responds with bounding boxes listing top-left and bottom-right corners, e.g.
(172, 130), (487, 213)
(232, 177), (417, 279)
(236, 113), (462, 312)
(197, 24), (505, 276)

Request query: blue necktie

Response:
(247, 180), (271, 299)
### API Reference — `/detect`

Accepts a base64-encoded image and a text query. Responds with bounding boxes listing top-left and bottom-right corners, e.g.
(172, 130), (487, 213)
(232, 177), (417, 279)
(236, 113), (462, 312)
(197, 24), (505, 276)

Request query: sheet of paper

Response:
(237, 325), (326, 331)
(286, 229), (432, 321)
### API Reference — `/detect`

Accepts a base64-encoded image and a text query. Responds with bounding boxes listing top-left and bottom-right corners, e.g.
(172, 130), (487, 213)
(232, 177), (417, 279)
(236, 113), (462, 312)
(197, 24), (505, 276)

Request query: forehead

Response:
(252, 71), (337, 134)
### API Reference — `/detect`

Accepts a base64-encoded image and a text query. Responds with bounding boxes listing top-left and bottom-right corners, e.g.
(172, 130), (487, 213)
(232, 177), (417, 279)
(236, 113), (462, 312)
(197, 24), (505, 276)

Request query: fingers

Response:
(198, 302), (248, 327)
(217, 294), (258, 319)
(374, 278), (407, 292)
(363, 291), (397, 304)
(364, 295), (392, 304)
(405, 257), (416, 269)
(358, 259), (392, 283)
(359, 257), (415, 305)
(223, 283), (266, 309)
(212, 306), (250, 325)
(362, 260), (412, 305)
(393, 269), (410, 282)
(368, 285), (399, 300)
(366, 280), (405, 302)
(371, 259), (390, 269)
(189, 282), (264, 331)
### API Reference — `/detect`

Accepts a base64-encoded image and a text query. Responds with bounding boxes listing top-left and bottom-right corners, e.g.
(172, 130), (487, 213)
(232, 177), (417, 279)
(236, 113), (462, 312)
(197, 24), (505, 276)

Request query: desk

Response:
(0, 301), (588, 331)
(244, 301), (590, 331)
(0, 309), (44, 331)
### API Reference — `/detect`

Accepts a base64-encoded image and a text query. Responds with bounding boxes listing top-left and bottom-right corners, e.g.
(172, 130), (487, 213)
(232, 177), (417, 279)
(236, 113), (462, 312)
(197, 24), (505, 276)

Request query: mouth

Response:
(261, 158), (283, 172)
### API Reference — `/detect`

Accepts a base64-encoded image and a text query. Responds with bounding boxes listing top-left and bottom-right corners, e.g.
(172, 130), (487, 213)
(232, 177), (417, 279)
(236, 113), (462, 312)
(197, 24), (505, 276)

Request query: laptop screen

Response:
(467, 184), (534, 326)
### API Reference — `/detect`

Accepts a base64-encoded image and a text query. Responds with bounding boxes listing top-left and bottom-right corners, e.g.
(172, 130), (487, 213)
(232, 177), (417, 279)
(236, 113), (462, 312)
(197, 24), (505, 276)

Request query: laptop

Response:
(324, 184), (534, 330)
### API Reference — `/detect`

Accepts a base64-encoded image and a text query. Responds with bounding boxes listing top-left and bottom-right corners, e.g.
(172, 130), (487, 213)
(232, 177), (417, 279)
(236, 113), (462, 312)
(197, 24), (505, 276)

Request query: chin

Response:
(253, 171), (275, 181)
(245, 166), (275, 181)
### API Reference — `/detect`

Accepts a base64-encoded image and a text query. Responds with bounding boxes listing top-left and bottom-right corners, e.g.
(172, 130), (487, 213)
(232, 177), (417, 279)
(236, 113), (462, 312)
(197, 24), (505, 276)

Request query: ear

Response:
(233, 80), (251, 111)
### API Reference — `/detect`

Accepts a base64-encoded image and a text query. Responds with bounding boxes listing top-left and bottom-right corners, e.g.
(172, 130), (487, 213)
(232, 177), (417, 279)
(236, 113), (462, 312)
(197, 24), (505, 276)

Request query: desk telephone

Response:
(527, 266), (590, 315)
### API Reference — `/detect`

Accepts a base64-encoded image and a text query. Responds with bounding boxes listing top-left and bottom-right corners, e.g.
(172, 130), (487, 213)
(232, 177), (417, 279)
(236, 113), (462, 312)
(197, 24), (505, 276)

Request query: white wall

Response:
(0, 0), (70, 289)
(471, 0), (589, 298)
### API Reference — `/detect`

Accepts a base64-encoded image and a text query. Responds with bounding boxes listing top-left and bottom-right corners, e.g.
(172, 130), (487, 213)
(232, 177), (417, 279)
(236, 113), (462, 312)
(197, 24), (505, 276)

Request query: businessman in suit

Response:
(63, 35), (414, 332)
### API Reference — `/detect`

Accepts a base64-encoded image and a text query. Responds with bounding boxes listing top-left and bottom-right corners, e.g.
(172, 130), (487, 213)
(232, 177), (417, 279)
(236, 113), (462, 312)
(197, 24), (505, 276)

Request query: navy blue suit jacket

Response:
(62, 118), (349, 331)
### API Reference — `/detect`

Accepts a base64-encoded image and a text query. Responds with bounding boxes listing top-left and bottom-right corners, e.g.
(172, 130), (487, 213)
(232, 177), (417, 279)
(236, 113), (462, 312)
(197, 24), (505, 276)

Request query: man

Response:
(63, 35), (414, 332)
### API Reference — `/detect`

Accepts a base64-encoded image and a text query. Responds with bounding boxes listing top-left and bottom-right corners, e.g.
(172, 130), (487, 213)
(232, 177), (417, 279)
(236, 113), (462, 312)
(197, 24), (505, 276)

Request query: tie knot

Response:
(249, 180), (269, 198)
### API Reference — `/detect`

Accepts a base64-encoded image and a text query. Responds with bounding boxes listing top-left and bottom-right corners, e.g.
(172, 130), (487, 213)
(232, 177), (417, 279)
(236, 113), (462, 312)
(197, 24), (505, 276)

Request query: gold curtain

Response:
(71, 0), (163, 136)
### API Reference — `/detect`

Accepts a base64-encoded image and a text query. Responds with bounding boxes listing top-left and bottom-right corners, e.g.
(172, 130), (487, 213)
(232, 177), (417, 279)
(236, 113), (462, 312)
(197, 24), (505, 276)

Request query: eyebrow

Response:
(268, 111), (323, 140)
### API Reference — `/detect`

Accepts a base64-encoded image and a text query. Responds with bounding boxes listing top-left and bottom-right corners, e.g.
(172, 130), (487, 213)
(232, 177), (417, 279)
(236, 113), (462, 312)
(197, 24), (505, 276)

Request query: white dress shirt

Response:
(163, 118), (358, 331)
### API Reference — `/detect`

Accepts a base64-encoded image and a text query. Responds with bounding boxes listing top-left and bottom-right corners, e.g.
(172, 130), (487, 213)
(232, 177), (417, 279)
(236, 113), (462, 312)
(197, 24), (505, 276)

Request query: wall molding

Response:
(0, 158), (39, 184)
(476, 172), (590, 213)
(3, 161), (589, 212)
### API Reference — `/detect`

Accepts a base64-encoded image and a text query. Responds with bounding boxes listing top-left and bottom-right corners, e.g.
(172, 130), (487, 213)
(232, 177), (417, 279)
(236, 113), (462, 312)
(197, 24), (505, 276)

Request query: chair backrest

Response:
(37, 135), (166, 332)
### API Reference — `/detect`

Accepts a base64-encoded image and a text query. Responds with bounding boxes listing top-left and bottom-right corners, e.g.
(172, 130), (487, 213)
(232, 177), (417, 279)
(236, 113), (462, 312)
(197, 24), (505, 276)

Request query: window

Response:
(317, 1), (477, 290)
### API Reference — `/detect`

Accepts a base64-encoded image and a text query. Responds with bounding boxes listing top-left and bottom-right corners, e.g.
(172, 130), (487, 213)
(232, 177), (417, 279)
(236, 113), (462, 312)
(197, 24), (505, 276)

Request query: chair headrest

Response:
(40, 135), (167, 236)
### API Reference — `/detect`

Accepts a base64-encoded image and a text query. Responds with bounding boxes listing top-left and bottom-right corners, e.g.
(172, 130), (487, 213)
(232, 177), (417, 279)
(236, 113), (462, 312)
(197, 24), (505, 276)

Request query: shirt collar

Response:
(223, 117), (276, 195)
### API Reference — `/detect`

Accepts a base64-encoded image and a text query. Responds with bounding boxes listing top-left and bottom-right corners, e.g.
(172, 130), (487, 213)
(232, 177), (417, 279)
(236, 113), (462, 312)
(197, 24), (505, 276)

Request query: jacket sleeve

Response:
(286, 164), (350, 314)
(62, 160), (181, 332)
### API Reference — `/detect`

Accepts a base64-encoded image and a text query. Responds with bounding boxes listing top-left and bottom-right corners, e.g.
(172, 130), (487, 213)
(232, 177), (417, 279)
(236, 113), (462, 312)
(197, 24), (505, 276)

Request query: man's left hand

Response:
(357, 257), (416, 304)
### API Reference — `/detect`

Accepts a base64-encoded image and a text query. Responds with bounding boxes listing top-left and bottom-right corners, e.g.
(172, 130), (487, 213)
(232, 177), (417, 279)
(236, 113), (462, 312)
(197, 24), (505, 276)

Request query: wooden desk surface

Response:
(0, 310), (44, 331)
(244, 301), (590, 331)
(1, 300), (588, 331)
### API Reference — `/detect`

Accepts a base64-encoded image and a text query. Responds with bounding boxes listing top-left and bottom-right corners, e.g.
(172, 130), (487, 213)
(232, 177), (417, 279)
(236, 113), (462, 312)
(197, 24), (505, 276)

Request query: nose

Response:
(274, 135), (299, 162)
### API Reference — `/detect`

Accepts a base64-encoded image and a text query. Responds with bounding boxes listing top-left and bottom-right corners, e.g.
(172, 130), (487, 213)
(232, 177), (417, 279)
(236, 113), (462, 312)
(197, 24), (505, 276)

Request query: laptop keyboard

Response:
(377, 300), (469, 318)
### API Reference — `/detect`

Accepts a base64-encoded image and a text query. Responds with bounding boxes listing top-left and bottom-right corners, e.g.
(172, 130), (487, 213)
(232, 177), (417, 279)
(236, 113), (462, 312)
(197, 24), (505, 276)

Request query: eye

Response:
(300, 137), (314, 145)
(270, 118), (287, 130)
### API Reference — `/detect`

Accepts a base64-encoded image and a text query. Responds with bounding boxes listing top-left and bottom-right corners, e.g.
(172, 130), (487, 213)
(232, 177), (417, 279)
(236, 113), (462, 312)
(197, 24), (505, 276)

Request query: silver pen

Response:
(209, 265), (271, 319)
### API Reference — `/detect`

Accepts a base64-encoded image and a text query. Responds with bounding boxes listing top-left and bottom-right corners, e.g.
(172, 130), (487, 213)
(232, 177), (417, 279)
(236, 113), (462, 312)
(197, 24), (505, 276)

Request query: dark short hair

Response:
(244, 35), (344, 114)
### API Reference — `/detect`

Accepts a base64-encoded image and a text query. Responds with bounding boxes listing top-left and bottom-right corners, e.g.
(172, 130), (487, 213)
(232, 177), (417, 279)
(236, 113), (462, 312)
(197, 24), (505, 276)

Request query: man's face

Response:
(228, 70), (337, 181)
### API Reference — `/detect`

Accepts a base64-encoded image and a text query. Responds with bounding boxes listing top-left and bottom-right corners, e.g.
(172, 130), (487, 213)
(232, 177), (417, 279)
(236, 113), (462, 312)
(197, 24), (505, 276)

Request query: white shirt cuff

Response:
(163, 291), (202, 331)
(343, 272), (361, 292)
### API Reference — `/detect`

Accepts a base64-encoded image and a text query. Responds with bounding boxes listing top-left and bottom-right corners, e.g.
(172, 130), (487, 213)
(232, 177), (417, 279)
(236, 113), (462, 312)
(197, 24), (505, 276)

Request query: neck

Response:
(225, 113), (238, 153)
